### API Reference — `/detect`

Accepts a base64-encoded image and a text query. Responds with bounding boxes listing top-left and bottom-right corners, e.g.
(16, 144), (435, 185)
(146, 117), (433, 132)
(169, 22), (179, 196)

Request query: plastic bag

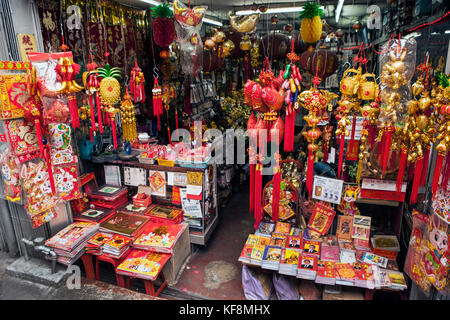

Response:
(0, 118), (40, 162)
(0, 145), (21, 202)
(0, 60), (29, 120)
(241, 265), (273, 300)
(20, 159), (56, 218)
(378, 37), (417, 128)
(403, 210), (433, 296)
(272, 272), (300, 300)
(174, 0), (206, 77)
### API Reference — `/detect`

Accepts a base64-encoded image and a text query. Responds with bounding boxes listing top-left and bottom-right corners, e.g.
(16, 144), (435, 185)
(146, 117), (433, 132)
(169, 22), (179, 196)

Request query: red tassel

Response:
(96, 93), (103, 133)
(377, 137), (383, 164)
(110, 117), (117, 149)
(410, 157), (423, 204)
(68, 95), (79, 128)
(152, 78), (163, 131)
(44, 147), (56, 195)
(254, 163), (263, 229)
(420, 146), (430, 187)
(382, 128), (393, 175)
(272, 165), (281, 222)
(431, 152), (445, 195)
(89, 126), (93, 143)
(396, 148), (407, 192)
(284, 104), (295, 153)
(307, 149), (314, 198)
(141, 82), (146, 103)
(88, 94), (96, 131)
(32, 119), (44, 158)
(338, 134), (345, 178)
(193, 54), (198, 78)
(442, 154), (450, 190)
(368, 125), (376, 148)
(167, 127), (172, 144)
(249, 163), (255, 214)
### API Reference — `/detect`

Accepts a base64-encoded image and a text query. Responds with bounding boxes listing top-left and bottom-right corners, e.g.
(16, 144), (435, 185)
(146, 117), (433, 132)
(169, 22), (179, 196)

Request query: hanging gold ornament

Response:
(120, 91), (138, 143)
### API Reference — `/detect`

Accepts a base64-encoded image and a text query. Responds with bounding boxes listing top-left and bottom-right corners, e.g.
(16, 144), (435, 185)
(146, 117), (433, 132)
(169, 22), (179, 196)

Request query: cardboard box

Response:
(322, 287), (364, 300)
(161, 223), (191, 285)
(132, 185), (152, 208)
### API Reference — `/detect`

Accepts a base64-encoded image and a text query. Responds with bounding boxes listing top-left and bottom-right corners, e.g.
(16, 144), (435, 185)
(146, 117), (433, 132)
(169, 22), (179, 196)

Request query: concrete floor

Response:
(0, 184), (253, 300)
(171, 185), (254, 299)
(0, 251), (161, 300)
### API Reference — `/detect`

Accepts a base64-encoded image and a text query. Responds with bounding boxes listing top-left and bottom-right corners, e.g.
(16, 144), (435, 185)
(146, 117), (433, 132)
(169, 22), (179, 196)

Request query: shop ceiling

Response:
(117, 0), (388, 30)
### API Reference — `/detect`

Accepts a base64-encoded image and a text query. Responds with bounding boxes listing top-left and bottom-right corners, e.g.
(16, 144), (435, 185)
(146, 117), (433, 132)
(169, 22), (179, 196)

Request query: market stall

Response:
(0, 0), (448, 301)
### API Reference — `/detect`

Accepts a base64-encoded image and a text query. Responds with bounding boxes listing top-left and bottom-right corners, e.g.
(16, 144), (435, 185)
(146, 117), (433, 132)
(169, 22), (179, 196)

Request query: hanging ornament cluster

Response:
(82, 55), (102, 133)
(376, 37), (416, 190)
(298, 77), (338, 198)
(130, 62), (146, 103)
(120, 91), (138, 143)
(337, 43), (380, 183)
(97, 63), (122, 149)
(173, 0), (206, 77)
(398, 59), (436, 203)
(55, 56), (83, 128)
(430, 73), (450, 195)
(299, 1), (323, 44)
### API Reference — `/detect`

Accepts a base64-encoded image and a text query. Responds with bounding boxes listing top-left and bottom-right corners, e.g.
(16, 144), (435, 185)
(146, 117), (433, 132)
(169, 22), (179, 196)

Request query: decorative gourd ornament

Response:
(299, 2), (323, 44)
(97, 64), (122, 106)
(151, 3), (175, 48)
(55, 56), (84, 128)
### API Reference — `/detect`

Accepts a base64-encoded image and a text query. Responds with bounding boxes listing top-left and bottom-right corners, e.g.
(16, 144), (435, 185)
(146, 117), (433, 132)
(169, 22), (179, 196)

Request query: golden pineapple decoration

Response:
(97, 64), (122, 105)
(300, 2), (323, 44)
(120, 91), (138, 143)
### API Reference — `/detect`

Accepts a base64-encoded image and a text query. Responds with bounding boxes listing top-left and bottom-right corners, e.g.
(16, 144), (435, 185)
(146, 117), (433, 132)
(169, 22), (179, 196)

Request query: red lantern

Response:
(335, 29), (344, 38)
(353, 21), (362, 31)
(259, 5), (267, 13)
(300, 49), (338, 79)
(259, 33), (290, 61)
(284, 24), (293, 33)
(271, 15), (279, 24)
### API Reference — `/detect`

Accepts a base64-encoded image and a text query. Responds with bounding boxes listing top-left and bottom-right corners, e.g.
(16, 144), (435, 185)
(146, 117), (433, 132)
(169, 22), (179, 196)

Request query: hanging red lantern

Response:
(259, 5), (268, 13)
(284, 24), (293, 33)
(335, 29), (344, 38)
(300, 49), (338, 79)
(271, 15), (279, 24)
(353, 21), (362, 31)
(259, 33), (290, 61)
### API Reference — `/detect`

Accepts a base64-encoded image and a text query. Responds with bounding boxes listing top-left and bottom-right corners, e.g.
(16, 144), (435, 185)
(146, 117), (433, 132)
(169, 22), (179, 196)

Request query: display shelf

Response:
(90, 160), (219, 246)
(189, 214), (219, 246)
(356, 197), (400, 207)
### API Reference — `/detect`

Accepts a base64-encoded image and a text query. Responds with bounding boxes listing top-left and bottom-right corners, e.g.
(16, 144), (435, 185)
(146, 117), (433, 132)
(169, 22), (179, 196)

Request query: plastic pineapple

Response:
(300, 2), (323, 44)
(97, 64), (122, 105)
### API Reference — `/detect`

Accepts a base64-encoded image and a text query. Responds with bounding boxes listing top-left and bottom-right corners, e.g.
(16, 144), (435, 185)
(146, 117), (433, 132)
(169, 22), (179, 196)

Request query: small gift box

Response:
(132, 185), (152, 208)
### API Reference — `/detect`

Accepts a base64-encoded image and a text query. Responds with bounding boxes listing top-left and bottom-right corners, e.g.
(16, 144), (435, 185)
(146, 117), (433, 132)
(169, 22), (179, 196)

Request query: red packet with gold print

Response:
(0, 60), (29, 120)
